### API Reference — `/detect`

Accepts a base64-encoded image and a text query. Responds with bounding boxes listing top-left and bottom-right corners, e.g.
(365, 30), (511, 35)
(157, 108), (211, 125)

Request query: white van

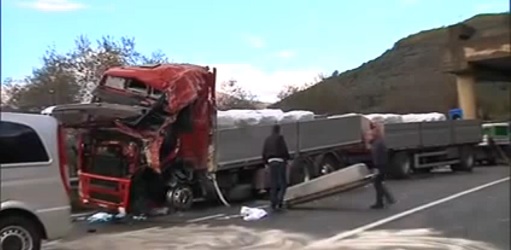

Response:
(0, 112), (72, 250)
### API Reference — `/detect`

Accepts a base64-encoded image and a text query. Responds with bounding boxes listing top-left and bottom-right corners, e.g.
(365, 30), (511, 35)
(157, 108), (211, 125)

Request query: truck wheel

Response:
(389, 152), (412, 179)
(289, 157), (315, 185)
(316, 155), (339, 176)
(166, 185), (194, 211)
(452, 146), (475, 172)
(0, 216), (42, 250)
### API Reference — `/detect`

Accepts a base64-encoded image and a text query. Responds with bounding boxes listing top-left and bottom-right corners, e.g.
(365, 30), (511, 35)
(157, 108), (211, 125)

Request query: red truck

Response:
(45, 63), (374, 214)
(46, 63), (481, 215)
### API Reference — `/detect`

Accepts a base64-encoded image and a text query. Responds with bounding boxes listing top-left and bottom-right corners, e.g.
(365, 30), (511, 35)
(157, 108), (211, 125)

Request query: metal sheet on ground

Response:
(284, 163), (373, 207)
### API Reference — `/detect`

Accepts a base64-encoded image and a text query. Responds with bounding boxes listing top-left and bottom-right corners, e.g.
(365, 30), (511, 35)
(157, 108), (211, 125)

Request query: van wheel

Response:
(0, 216), (42, 250)
(389, 151), (412, 179)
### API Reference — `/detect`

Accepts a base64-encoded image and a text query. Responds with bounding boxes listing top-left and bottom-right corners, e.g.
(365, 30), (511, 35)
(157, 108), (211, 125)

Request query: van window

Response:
(0, 121), (50, 164)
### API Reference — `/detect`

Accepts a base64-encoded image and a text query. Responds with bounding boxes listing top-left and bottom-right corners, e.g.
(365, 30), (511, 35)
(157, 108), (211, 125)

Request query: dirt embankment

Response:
(272, 13), (510, 120)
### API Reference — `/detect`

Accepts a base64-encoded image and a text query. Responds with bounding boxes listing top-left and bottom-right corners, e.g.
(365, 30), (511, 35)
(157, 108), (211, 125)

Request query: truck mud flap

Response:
(284, 163), (374, 207)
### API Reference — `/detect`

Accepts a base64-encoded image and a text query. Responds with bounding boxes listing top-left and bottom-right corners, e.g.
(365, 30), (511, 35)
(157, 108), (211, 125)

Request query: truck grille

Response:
(90, 178), (118, 191)
(89, 191), (122, 204)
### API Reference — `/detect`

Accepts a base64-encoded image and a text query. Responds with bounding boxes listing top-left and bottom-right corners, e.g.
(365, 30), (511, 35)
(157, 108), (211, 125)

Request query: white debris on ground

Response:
(240, 206), (268, 221)
(86, 207), (129, 224)
(87, 212), (114, 224)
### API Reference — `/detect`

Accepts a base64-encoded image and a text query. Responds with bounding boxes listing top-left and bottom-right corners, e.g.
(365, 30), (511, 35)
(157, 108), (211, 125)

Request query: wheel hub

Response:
(321, 164), (335, 175)
(0, 226), (32, 250)
(166, 185), (193, 211)
(402, 160), (411, 174)
(466, 155), (474, 168)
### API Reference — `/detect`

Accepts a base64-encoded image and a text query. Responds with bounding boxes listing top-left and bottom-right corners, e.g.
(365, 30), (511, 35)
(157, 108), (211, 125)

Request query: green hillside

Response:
(272, 13), (510, 120)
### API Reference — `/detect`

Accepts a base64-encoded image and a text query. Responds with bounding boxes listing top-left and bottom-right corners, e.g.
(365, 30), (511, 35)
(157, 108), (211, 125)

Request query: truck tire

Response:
(0, 215), (42, 250)
(452, 146), (475, 172)
(315, 154), (339, 176)
(289, 157), (315, 186)
(389, 151), (412, 179)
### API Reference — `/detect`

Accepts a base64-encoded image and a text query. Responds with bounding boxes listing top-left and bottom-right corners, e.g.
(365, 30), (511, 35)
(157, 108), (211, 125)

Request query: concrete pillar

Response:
(455, 73), (477, 119)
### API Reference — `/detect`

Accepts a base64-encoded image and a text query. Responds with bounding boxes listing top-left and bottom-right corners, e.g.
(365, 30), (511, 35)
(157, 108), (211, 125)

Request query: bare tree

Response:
(277, 82), (315, 101)
(217, 80), (258, 110)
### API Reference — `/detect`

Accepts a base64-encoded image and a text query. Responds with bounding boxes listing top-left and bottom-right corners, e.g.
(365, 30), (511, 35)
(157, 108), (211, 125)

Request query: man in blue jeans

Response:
(262, 124), (291, 212)
(368, 122), (396, 209)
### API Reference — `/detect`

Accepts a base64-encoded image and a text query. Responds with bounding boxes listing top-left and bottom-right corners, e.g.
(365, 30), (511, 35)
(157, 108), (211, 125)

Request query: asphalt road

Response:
(44, 166), (510, 250)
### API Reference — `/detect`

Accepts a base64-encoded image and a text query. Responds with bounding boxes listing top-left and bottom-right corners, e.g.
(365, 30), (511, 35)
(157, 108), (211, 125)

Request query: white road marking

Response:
(186, 213), (226, 223)
(71, 211), (95, 220)
(316, 177), (510, 244)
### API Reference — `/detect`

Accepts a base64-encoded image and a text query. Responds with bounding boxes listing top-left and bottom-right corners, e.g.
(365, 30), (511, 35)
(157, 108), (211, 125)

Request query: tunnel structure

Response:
(444, 21), (511, 120)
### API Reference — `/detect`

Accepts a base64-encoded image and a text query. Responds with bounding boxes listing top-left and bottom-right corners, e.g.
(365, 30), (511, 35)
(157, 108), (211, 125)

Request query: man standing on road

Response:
(368, 122), (396, 209)
(262, 124), (291, 212)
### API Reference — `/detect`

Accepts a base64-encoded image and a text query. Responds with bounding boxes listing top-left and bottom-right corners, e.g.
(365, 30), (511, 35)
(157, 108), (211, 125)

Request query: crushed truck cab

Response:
(46, 64), (217, 213)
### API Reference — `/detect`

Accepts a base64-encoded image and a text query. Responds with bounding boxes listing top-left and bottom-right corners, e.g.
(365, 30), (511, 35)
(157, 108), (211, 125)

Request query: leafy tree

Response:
(2, 35), (169, 111)
(67, 36), (168, 102)
(3, 47), (81, 111)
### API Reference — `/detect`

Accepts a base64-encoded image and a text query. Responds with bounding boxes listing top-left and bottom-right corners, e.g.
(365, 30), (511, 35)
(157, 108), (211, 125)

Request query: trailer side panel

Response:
(385, 123), (421, 150)
(420, 121), (452, 147)
(298, 115), (368, 152)
(452, 120), (482, 144)
(216, 122), (299, 167)
(216, 115), (369, 169)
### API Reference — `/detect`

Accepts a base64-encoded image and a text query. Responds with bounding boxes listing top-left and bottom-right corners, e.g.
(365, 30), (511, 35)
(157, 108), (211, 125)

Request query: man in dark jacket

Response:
(262, 124), (291, 211)
(368, 123), (396, 209)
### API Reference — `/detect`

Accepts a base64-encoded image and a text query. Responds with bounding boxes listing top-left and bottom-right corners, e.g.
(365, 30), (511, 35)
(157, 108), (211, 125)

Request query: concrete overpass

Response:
(444, 21), (511, 119)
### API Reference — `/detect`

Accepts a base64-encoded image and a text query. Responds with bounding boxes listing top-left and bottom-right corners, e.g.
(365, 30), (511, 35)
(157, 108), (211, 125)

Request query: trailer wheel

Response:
(452, 146), (475, 172)
(289, 157), (315, 186)
(315, 154), (340, 176)
(389, 152), (412, 179)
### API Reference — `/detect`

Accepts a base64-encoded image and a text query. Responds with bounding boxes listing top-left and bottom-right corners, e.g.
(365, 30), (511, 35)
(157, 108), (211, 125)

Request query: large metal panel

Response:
(452, 120), (482, 144)
(298, 115), (365, 152)
(385, 123), (421, 149)
(284, 163), (373, 206)
(216, 122), (299, 166)
(420, 121), (452, 147)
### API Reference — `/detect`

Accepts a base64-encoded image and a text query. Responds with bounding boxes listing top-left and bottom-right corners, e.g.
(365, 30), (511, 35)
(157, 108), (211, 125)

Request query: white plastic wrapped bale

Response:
(401, 112), (446, 123)
(217, 110), (237, 128)
(365, 113), (404, 124)
(257, 109), (284, 125)
(230, 110), (263, 127)
(279, 110), (315, 124)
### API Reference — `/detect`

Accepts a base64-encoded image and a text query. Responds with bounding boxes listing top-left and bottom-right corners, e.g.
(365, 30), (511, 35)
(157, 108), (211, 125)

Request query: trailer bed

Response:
(384, 119), (482, 150)
(215, 115), (371, 169)
(283, 163), (374, 207)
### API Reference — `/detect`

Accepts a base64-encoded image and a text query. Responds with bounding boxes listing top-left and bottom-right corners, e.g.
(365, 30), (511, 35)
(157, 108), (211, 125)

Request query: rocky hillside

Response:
(272, 13), (510, 120)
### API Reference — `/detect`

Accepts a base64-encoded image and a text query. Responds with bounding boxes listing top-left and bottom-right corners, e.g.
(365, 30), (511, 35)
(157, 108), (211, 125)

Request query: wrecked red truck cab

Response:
(48, 64), (217, 213)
